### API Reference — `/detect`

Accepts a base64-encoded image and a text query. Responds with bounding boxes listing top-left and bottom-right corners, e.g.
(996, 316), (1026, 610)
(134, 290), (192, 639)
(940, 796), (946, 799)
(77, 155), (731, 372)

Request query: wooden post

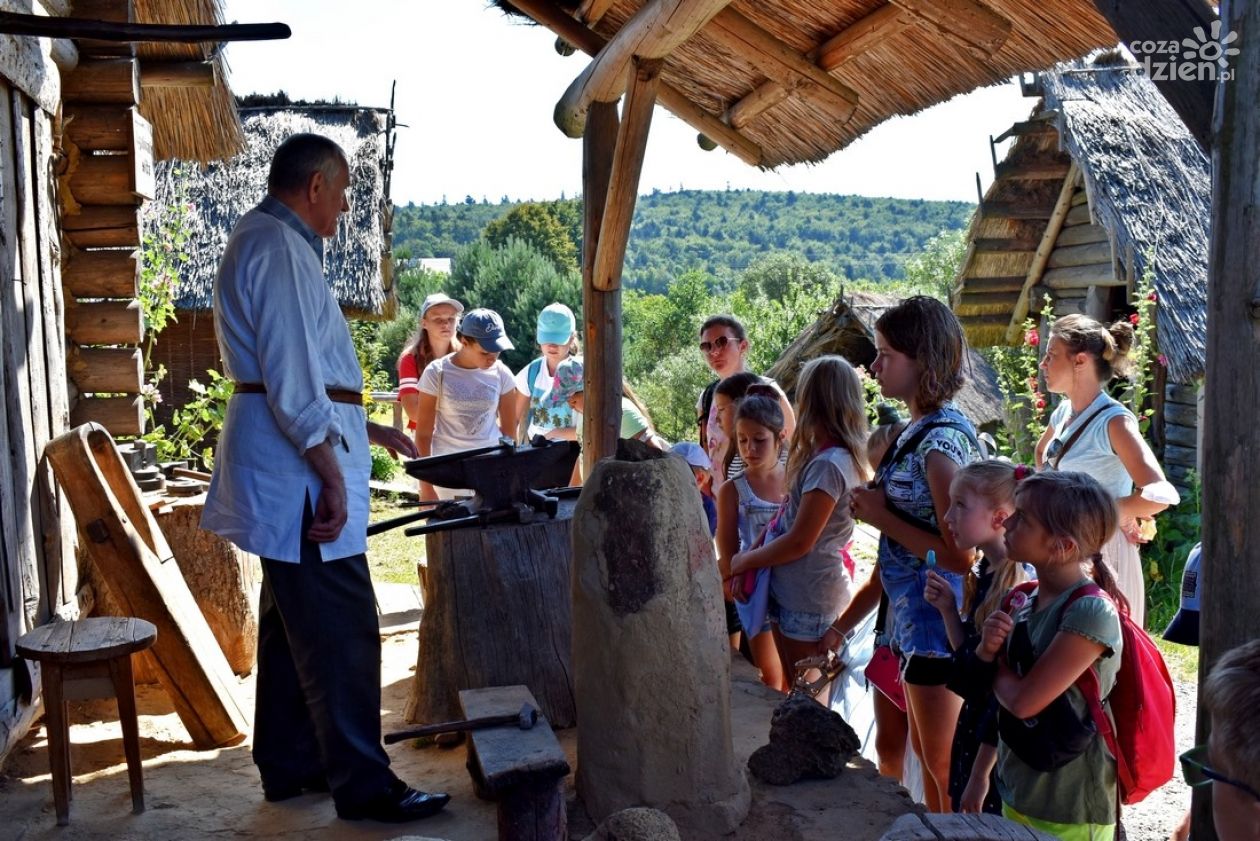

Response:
(1193, 1), (1259, 838)
(582, 101), (621, 476)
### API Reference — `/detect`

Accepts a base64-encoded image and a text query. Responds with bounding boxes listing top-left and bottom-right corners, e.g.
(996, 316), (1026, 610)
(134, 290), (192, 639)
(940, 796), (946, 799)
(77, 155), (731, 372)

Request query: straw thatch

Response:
(147, 105), (395, 318)
(766, 289), (1004, 428)
(953, 54), (1208, 383)
(1043, 59), (1208, 383)
(134, 0), (245, 161)
(497, 0), (1118, 168)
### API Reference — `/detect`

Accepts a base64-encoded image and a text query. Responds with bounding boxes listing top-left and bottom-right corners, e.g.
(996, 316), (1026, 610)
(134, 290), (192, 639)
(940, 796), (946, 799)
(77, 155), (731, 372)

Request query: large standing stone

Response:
(572, 452), (749, 836)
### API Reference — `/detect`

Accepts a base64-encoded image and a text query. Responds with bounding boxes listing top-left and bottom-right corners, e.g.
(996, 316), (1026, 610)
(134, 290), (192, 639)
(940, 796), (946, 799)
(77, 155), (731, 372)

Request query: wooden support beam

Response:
(1090, 0), (1217, 151)
(577, 0), (617, 26)
(65, 299), (144, 345)
(554, 0), (733, 138)
(581, 101), (622, 476)
(140, 60), (213, 88)
(62, 57), (138, 105)
(1005, 164), (1079, 343)
(889, 0), (1012, 59)
(63, 248), (139, 297)
(0, 10), (290, 44)
(706, 8), (858, 124)
(69, 396), (144, 437)
(505, 0), (762, 164)
(591, 57), (661, 293)
(71, 0), (135, 59)
(66, 345), (143, 394)
(727, 4), (908, 129)
(61, 205), (140, 247)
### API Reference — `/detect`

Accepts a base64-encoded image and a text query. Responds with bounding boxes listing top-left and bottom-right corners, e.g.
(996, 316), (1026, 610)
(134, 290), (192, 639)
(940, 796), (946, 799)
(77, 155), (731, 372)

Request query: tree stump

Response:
(406, 503), (576, 728)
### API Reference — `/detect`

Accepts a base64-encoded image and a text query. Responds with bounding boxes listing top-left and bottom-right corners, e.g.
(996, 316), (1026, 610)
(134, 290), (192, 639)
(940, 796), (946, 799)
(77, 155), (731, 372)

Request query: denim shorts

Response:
(767, 599), (833, 642)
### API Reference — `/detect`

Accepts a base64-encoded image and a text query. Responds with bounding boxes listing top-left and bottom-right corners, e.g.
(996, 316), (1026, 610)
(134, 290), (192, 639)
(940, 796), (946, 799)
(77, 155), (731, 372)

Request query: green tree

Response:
(737, 252), (841, 301)
(483, 202), (579, 273)
(901, 228), (966, 300)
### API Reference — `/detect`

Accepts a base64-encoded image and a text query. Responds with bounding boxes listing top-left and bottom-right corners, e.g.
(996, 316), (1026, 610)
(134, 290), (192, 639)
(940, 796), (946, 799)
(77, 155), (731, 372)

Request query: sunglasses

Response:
(1181, 745), (1260, 802)
(699, 335), (739, 355)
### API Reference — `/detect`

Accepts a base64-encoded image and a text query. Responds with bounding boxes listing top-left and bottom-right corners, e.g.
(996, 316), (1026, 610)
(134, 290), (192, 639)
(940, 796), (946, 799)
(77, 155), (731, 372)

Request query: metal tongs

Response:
(789, 650), (846, 699)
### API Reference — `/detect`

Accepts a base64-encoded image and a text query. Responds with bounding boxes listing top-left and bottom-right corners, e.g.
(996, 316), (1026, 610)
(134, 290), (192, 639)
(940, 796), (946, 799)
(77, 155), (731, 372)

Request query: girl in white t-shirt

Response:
(414, 309), (520, 499)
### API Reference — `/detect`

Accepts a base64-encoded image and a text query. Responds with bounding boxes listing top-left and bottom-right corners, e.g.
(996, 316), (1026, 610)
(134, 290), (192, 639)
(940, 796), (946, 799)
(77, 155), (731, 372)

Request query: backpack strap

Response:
(1050, 403), (1112, 469)
(876, 419), (981, 536)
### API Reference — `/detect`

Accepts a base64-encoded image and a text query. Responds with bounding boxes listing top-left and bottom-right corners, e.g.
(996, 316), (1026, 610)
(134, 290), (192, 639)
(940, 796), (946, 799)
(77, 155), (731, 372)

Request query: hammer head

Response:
(518, 703), (539, 730)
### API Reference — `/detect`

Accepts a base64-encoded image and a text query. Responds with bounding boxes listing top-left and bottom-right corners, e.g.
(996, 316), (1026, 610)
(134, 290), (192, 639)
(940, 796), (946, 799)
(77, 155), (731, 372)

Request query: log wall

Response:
(0, 76), (78, 762)
(146, 311), (222, 432)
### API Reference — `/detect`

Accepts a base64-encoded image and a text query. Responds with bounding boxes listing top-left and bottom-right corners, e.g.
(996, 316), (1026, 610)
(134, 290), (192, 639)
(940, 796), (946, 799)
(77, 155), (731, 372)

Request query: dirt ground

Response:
(0, 622), (918, 841)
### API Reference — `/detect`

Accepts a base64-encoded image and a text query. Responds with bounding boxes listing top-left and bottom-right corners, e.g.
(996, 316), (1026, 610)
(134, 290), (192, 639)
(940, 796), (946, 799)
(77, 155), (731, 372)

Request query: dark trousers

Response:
(255, 506), (393, 807)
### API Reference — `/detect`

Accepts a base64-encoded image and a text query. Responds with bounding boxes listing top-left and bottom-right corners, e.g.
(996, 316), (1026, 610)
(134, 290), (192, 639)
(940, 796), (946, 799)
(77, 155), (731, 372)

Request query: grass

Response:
(1155, 636), (1199, 685)
(367, 495), (427, 584)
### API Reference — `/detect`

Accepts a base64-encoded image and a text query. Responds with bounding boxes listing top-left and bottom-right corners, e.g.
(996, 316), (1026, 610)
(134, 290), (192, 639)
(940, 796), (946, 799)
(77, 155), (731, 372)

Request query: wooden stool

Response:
(16, 617), (158, 826)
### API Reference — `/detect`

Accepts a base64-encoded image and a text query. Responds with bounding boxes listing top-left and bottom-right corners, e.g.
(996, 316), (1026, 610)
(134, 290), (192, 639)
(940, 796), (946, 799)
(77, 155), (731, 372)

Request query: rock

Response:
(747, 695), (861, 785)
(572, 455), (750, 836)
(582, 807), (682, 841)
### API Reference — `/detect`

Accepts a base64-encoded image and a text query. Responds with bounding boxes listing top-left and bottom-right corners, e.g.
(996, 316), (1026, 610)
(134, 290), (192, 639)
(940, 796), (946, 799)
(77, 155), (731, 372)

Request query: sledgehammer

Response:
(384, 703), (539, 744)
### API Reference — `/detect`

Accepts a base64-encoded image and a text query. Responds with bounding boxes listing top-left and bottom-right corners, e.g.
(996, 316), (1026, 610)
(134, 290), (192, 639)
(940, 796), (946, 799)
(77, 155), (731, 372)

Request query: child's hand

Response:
(849, 485), (885, 523)
(923, 569), (957, 616)
(977, 610), (1014, 662)
(731, 550), (751, 576)
(727, 574), (746, 603)
(960, 765), (990, 813)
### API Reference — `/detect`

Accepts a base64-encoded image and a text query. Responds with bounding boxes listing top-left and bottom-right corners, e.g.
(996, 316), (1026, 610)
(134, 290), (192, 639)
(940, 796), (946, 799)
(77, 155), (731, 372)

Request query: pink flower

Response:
(1129, 313), (1140, 325)
(1036, 398), (1047, 410)
(1025, 328), (1040, 347)
(1147, 291), (1158, 302)
(1158, 354), (1168, 367)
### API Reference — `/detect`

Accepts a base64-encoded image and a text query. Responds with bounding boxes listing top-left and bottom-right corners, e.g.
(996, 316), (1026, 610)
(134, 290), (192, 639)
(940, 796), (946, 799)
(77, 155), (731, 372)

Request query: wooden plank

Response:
(69, 395), (143, 437)
(958, 290), (1016, 309)
(459, 685), (569, 792)
(1043, 263), (1123, 289)
(0, 79), (25, 662)
(1047, 241), (1113, 270)
(982, 201), (1058, 220)
(65, 298), (143, 345)
(554, 0), (734, 137)
(504, 0), (763, 165)
(139, 60), (213, 88)
(64, 104), (132, 151)
(973, 237), (1041, 252)
(1164, 423), (1198, 448)
(581, 100), (622, 476)
(889, 0), (1013, 59)
(994, 160), (1072, 180)
(706, 8), (858, 124)
(66, 345), (141, 393)
(60, 204), (140, 247)
(44, 424), (249, 749)
(1166, 402), (1198, 428)
(994, 118), (1058, 142)
(0, 3), (62, 113)
(68, 152), (140, 205)
(1164, 443), (1198, 468)
(1055, 223), (1108, 247)
(591, 57), (660, 293)
(1070, 188), (1089, 207)
(965, 275), (1027, 293)
(61, 247), (138, 297)
(1064, 202), (1093, 226)
(71, 0), (136, 59)
(1165, 382), (1200, 404)
(61, 57), (137, 105)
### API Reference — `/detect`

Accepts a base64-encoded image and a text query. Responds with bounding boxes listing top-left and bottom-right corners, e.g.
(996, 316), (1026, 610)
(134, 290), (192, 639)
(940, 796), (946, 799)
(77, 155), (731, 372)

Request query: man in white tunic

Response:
(201, 134), (448, 822)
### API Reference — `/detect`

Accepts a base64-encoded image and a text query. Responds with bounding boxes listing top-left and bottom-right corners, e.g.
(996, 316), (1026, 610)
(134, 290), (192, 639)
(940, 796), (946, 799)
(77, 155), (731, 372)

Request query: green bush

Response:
(370, 445), (399, 482)
(1144, 472), (1201, 633)
(631, 349), (713, 443)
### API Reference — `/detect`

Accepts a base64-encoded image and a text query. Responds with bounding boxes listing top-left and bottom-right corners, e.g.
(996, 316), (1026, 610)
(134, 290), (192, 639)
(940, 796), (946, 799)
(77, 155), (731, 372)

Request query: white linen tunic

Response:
(201, 198), (369, 563)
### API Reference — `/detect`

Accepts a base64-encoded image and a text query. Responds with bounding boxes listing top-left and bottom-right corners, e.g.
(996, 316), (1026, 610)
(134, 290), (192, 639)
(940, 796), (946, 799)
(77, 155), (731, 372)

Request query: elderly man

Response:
(201, 134), (448, 822)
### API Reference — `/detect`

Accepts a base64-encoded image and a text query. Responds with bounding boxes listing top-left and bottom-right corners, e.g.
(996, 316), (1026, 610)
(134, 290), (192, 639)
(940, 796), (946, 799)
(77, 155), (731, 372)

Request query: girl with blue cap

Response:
(514, 302), (580, 444)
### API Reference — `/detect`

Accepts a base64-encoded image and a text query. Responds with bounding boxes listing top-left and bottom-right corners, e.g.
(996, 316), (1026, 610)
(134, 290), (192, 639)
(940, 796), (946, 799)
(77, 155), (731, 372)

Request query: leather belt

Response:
(232, 382), (363, 406)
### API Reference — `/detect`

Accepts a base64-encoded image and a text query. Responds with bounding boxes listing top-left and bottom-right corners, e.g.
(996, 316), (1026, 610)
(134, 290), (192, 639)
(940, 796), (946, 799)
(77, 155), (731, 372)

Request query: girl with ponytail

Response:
(976, 471), (1125, 839)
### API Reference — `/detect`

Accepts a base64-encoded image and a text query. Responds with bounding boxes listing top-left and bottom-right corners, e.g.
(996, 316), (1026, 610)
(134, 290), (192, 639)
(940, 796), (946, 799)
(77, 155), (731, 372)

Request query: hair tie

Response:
(1013, 464), (1032, 481)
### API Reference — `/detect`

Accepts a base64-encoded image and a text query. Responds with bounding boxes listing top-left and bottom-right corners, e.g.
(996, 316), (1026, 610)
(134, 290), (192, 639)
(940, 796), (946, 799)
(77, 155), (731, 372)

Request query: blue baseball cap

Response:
(459, 308), (514, 353)
(670, 441), (711, 471)
(1162, 542), (1201, 646)
(536, 302), (576, 345)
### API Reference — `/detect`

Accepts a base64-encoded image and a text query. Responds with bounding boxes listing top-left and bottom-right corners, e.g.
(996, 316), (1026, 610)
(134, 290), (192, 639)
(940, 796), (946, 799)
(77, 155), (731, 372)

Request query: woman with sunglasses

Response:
(1034, 314), (1178, 629)
(695, 315), (795, 491)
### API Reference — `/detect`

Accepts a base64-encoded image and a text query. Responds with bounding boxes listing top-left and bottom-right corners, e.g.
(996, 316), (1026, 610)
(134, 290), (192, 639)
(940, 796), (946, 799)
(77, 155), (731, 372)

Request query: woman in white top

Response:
(413, 309), (520, 499)
(1035, 313), (1179, 627)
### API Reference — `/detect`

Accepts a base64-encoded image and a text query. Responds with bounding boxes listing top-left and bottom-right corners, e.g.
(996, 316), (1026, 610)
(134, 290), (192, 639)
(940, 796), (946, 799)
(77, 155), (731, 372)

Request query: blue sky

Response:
(221, 1), (1035, 205)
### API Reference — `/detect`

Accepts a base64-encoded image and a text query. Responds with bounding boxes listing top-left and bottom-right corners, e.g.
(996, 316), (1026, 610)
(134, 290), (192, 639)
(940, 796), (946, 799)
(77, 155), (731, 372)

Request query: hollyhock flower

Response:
(1036, 398), (1047, 410)
(1025, 328), (1040, 347)
(1158, 354), (1168, 367)
(1129, 313), (1140, 325)
(1147, 291), (1158, 302)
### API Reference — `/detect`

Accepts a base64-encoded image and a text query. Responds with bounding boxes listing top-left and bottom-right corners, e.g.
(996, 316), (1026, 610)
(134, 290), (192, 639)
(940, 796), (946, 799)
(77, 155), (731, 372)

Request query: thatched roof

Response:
(148, 106), (395, 318)
(1043, 59), (1208, 383)
(497, 0), (1118, 168)
(766, 290), (1005, 427)
(134, 0), (245, 161)
(952, 55), (1208, 383)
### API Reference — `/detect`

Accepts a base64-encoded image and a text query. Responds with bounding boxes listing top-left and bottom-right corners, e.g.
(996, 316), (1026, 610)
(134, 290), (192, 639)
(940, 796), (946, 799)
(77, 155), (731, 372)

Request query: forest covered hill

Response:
(393, 190), (973, 293)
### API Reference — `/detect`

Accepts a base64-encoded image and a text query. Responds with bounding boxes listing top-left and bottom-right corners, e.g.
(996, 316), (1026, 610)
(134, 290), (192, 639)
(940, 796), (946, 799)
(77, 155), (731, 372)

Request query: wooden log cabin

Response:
(0, 0), (245, 763)
(952, 54), (1208, 497)
(144, 101), (398, 429)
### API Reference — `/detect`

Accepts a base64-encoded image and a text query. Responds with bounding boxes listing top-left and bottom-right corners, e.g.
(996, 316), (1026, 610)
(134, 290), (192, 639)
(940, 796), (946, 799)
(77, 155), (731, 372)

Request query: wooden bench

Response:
(881, 813), (1057, 840)
(460, 685), (570, 841)
(16, 617), (157, 826)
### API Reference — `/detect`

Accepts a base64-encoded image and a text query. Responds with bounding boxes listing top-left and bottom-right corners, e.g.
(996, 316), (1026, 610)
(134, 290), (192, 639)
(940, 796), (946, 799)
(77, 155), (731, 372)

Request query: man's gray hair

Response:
(268, 133), (347, 195)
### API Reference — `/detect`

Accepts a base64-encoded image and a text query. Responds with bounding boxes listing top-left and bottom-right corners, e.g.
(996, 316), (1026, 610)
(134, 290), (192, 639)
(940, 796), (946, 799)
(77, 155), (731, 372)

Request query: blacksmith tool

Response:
(384, 703), (539, 744)
(789, 651), (846, 699)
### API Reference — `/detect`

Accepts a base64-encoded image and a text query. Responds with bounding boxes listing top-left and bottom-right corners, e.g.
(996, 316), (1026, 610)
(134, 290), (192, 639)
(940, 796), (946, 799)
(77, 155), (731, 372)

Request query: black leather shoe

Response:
(262, 773), (330, 803)
(337, 780), (450, 823)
